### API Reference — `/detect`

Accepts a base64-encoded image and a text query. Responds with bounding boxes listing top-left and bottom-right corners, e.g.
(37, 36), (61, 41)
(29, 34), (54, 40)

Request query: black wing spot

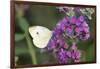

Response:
(36, 32), (39, 35)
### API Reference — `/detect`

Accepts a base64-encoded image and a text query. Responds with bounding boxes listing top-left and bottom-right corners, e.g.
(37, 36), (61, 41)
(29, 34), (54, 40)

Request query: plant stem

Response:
(25, 31), (37, 64)
(16, 7), (37, 64)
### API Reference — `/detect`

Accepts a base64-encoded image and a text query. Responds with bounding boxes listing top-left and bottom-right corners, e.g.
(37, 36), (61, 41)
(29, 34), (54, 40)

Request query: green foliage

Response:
(80, 8), (94, 20)
(85, 44), (95, 62)
(15, 33), (25, 42)
(17, 17), (29, 32)
(65, 10), (75, 16)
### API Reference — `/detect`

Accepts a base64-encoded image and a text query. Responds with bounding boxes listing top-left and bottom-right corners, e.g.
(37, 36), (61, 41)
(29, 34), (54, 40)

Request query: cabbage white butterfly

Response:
(29, 26), (52, 48)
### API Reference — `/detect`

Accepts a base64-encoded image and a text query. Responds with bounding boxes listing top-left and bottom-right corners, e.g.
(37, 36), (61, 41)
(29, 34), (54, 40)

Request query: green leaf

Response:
(17, 17), (29, 32)
(85, 44), (95, 62)
(66, 10), (75, 16)
(15, 33), (25, 42)
(80, 8), (94, 20)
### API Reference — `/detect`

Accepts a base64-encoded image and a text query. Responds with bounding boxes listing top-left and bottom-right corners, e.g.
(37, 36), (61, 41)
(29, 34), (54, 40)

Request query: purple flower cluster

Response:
(55, 43), (81, 63)
(47, 25), (68, 50)
(70, 43), (81, 62)
(56, 48), (69, 63)
(57, 16), (90, 40)
(47, 15), (90, 64)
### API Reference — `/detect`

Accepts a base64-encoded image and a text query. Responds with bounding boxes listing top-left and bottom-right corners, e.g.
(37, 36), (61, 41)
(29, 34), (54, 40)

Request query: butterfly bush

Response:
(47, 6), (94, 64)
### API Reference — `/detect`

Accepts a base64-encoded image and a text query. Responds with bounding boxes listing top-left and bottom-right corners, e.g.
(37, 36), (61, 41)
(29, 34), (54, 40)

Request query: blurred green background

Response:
(15, 4), (96, 66)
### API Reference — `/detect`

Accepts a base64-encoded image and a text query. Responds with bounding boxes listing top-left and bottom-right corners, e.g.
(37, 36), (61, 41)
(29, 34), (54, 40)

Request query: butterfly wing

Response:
(29, 26), (52, 48)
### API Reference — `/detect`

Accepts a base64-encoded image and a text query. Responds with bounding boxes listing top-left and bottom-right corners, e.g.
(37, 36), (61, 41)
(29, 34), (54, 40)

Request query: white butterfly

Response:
(29, 26), (52, 48)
